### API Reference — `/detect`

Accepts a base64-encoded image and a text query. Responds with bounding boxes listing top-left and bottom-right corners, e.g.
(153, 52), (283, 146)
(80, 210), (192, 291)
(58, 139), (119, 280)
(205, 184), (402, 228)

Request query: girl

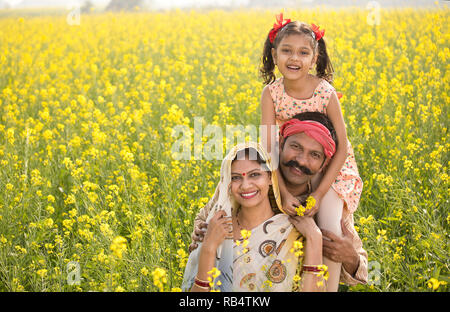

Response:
(260, 13), (363, 291)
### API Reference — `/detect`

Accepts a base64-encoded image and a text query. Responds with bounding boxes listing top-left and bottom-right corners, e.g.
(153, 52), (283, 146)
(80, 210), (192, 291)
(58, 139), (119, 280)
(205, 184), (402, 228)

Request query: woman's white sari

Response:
(182, 142), (302, 292)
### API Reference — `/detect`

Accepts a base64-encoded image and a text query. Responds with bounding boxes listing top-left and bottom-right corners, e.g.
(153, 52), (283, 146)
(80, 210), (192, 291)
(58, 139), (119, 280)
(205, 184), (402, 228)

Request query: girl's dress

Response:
(269, 77), (363, 213)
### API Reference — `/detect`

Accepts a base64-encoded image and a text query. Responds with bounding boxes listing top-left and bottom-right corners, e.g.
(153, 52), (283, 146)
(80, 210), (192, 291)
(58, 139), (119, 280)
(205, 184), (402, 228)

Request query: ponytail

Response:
(315, 37), (334, 84)
(260, 35), (276, 85)
(259, 20), (334, 85)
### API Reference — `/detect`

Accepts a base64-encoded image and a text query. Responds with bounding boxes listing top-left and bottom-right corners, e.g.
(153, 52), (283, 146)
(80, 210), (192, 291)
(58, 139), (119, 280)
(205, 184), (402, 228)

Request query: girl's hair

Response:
(260, 21), (334, 85)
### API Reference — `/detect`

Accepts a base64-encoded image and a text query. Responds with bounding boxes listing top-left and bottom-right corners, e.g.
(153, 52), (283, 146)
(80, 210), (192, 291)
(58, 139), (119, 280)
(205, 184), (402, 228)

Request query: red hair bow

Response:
(311, 23), (325, 41)
(268, 13), (291, 43)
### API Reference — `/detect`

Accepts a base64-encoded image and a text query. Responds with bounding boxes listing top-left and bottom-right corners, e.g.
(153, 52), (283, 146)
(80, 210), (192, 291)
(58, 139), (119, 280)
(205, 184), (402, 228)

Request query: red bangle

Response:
(194, 277), (210, 288)
(302, 265), (322, 273)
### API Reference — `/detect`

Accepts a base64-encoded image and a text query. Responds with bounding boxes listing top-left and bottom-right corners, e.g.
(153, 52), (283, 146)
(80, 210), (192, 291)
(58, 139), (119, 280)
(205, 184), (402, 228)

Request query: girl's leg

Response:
(315, 187), (343, 292)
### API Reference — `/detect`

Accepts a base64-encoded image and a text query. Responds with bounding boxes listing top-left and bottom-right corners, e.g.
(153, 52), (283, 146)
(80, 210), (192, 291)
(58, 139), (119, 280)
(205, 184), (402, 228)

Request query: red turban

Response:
(279, 119), (336, 159)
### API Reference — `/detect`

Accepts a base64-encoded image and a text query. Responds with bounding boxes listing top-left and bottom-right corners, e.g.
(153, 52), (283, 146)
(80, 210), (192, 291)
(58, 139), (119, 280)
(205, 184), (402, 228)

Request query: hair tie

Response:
(268, 13), (291, 44)
(311, 23), (325, 41)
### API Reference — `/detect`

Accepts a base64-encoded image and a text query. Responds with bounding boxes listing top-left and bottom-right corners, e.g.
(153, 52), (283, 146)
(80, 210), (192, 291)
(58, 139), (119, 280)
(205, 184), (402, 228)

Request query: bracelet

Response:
(302, 265), (322, 273)
(302, 271), (320, 276)
(194, 277), (211, 289)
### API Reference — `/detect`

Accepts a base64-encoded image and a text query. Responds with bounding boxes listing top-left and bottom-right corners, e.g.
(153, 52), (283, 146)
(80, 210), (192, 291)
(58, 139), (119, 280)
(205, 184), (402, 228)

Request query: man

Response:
(189, 112), (368, 288)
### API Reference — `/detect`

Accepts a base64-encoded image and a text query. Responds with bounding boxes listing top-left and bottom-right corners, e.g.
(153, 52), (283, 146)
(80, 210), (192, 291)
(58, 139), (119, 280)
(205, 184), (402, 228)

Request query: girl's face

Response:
(230, 159), (272, 210)
(271, 34), (317, 81)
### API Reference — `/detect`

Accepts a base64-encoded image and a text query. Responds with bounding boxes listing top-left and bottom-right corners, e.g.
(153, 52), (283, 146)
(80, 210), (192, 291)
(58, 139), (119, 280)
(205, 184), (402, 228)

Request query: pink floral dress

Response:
(269, 77), (363, 213)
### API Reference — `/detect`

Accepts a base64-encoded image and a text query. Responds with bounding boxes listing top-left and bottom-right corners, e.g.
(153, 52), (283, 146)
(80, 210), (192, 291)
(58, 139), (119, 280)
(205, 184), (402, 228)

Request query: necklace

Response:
(235, 209), (245, 232)
(235, 208), (275, 233)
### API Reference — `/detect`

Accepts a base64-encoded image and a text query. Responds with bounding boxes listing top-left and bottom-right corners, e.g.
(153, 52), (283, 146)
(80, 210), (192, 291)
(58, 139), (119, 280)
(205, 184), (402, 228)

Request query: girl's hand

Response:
(202, 210), (231, 251)
(303, 192), (322, 217)
(281, 191), (301, 216)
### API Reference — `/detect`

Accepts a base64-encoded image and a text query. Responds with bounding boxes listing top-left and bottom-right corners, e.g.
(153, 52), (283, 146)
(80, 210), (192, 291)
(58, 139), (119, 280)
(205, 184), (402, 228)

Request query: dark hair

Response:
(231, 147), (280, 213)
(260, 21), (334, 85)
(279, 112), (338, 168)
(233, 148), (268, 170)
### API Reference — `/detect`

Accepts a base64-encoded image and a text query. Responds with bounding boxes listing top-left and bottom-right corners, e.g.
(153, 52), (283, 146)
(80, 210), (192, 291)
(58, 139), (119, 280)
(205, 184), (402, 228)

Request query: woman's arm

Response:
(310, 92), (348, 201)
(288, 216), (325, 292)
(191, 244), (218, 292)
(190, 210), (229, 292)
(300, 229), (324, 292)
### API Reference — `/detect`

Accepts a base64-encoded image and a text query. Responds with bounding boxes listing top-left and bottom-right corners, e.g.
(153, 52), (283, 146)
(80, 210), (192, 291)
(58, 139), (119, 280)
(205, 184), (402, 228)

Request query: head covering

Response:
(182, 142), (302, 292)
(280, 119), (336, 159)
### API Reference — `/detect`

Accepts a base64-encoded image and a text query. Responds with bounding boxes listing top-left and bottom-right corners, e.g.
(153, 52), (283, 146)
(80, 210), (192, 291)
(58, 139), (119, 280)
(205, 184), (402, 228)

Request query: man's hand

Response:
(321, 219), (359, 276)
(188, 221), (207, 253)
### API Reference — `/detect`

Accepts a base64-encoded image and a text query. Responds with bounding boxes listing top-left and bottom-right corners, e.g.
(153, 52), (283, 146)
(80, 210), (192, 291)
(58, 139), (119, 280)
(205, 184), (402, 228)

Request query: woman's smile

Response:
(240, 190), (259, 199)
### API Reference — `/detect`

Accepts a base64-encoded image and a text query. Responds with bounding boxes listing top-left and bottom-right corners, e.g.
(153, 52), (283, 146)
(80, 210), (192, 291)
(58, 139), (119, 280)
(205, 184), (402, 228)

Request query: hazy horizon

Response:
(0, 0), (446, 9)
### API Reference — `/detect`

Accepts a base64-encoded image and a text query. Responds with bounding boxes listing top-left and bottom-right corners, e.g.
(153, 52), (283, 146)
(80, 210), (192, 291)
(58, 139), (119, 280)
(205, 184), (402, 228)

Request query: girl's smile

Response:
(272, 34), (317, 81)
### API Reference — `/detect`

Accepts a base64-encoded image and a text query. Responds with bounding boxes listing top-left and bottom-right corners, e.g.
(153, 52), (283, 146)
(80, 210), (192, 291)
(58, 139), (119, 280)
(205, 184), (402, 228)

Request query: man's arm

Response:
(340, 212), (368, 285)
(321, 212), (368, 285)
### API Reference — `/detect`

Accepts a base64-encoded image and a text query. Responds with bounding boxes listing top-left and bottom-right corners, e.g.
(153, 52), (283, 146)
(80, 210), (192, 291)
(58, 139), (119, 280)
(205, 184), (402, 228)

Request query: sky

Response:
(0, 0), (444, 9)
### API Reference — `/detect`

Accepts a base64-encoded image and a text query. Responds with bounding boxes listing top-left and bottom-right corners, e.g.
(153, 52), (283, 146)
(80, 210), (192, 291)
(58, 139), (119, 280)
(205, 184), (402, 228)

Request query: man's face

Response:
(279, 132), (327, 187)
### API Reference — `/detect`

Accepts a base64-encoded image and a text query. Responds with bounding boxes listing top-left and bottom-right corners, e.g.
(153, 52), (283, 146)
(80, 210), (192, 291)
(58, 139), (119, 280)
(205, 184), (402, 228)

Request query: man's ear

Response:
(319, 157), (330, 172)
(279, 136), (284, 151)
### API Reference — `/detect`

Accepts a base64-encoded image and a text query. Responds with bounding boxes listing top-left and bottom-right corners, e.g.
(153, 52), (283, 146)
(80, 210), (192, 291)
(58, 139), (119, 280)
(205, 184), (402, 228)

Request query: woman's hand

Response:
(188, 222), (207, 253)
(202, 210), (231, 251)
(288, 215), (322, 241)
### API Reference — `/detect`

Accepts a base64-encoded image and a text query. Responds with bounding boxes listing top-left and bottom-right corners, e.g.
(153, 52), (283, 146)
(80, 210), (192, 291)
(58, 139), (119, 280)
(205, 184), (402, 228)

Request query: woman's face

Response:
(230, 158), (272, 209)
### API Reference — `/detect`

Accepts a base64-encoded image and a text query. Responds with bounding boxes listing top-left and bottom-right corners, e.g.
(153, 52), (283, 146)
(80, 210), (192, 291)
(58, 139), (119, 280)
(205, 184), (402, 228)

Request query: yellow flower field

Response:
(0, 7), (448, 292)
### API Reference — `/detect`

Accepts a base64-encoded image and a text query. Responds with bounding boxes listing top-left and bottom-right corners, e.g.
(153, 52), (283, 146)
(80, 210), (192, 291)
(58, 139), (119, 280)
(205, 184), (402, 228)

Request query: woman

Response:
(182, 142), (325, 291)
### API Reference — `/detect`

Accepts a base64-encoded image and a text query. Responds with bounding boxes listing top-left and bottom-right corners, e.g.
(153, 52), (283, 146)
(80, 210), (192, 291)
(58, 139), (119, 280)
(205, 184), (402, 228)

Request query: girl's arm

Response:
(261, 86), (300, 215)
(260, 85), (277, 156)
(306, 92), (348, 215)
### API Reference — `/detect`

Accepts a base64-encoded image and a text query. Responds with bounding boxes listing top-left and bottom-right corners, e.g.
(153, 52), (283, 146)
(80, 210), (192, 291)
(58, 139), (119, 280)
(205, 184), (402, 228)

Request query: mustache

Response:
(283, 160), (314, 175)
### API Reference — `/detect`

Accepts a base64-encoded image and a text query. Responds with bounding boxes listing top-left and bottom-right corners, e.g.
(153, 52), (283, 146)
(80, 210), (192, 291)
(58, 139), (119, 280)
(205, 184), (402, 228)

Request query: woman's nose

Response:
(240, 177), (253, 190)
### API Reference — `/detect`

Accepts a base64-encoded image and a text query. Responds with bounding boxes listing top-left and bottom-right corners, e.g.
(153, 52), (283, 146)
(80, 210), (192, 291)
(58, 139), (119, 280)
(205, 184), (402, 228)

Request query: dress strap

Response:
(268, 78), (283, 111)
